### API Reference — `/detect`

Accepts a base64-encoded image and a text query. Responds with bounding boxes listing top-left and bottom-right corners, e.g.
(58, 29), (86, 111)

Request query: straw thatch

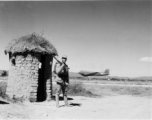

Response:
(5, 33), (58, 55)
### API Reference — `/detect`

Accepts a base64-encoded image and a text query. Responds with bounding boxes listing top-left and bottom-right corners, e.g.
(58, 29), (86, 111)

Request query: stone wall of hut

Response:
(6, 53), (53, 102)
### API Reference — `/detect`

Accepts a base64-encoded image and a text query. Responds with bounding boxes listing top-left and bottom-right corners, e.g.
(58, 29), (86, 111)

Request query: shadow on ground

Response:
(51, 95), (82, 107)
(0, 100), (9, 104)
(69, 102), (82, 107)
(52, 95), (73, 101)
(59, 102), (82, 107)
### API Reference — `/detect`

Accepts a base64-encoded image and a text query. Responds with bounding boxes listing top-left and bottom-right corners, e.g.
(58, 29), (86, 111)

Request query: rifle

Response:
(53, 55), (69, 69)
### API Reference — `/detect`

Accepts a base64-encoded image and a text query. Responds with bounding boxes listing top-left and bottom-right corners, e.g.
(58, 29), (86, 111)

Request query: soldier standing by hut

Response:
(53, 55), (71, 108)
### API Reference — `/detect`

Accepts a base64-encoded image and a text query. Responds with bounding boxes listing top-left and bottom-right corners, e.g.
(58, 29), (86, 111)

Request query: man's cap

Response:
(62, 55), (67, 59)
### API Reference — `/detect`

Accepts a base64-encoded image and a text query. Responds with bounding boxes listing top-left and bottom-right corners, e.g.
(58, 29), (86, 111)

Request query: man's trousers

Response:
(55, 82), (68, 107)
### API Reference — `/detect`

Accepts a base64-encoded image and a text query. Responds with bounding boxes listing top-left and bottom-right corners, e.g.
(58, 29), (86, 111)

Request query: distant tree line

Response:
(0, 70), (8, 77)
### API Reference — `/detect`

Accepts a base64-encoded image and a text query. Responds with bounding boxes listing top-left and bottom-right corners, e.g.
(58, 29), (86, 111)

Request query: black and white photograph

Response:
(0, 0), (151, 119)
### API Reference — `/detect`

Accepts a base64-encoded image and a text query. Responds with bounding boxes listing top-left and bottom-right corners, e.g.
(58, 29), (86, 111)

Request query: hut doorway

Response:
(37, 55), (47, 102)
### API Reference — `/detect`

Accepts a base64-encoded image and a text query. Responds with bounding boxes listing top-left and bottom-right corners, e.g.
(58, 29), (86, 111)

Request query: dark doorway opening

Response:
(37, 55), (47, 102)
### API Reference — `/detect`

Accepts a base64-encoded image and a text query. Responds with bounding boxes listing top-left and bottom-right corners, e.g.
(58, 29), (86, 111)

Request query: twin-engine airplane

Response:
(79, 69), (109, 77)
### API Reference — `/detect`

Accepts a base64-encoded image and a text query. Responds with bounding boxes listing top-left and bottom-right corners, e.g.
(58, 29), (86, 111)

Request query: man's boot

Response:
(56, 95), (59, 108)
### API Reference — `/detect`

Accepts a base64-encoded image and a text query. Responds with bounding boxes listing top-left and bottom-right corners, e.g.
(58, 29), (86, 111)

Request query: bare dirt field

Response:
(0, 95), (151, 120)
(0, 79), (152, 120)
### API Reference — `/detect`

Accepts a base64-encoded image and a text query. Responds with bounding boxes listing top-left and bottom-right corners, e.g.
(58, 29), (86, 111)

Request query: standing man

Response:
(54, 55), (71, 108)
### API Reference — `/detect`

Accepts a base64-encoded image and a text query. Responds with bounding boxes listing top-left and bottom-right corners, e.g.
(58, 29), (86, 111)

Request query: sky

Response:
(0, 1), (151, 77)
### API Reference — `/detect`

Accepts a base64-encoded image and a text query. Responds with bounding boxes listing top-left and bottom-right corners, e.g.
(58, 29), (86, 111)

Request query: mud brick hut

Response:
(4, 34), (58, 102)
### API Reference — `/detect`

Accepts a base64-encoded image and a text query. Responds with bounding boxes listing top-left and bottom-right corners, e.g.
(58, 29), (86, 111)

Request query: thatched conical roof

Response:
(5, 33), (58, 55)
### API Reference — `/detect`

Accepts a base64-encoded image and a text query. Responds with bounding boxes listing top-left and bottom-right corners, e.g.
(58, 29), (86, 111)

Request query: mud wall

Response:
(6, 53), (40, 101)
(6, 53), (53, 102)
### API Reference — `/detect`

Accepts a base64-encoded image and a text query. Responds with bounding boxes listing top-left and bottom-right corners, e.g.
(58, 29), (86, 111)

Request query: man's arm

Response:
(56, 63), (65, 74)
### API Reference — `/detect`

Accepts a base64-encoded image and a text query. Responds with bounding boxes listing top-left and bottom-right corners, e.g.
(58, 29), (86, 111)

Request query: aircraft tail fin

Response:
(104, 69), (109, 74)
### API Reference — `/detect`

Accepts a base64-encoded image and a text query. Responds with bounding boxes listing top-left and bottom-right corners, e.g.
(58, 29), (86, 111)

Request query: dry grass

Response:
(1, 81), (151, 103)
(53, 82), (152, 97)
(70, 79), (152, 85)
(84, 84), (152, 97)
(53, 82), (98, 97)
(67, 82), (98, 97)
(5, 33), (58, 55)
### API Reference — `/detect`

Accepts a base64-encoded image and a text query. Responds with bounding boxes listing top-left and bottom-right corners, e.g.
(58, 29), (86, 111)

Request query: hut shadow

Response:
(0, 100), (9, 104)
(52, 95), (73, 101)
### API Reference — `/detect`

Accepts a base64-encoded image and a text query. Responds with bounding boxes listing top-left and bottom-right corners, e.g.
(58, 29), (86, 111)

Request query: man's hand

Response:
(61, 63), (65, 67)
(65, 82), (69, 86)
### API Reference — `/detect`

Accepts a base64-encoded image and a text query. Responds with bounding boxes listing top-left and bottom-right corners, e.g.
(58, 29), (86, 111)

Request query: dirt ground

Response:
(0, 95), (151, 120)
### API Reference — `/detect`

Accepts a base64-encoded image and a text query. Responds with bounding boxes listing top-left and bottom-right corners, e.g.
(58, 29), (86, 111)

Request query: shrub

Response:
(1, 70), (8, 76)
(53, 82), (98, 97)
(69, 83), (98, 97)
